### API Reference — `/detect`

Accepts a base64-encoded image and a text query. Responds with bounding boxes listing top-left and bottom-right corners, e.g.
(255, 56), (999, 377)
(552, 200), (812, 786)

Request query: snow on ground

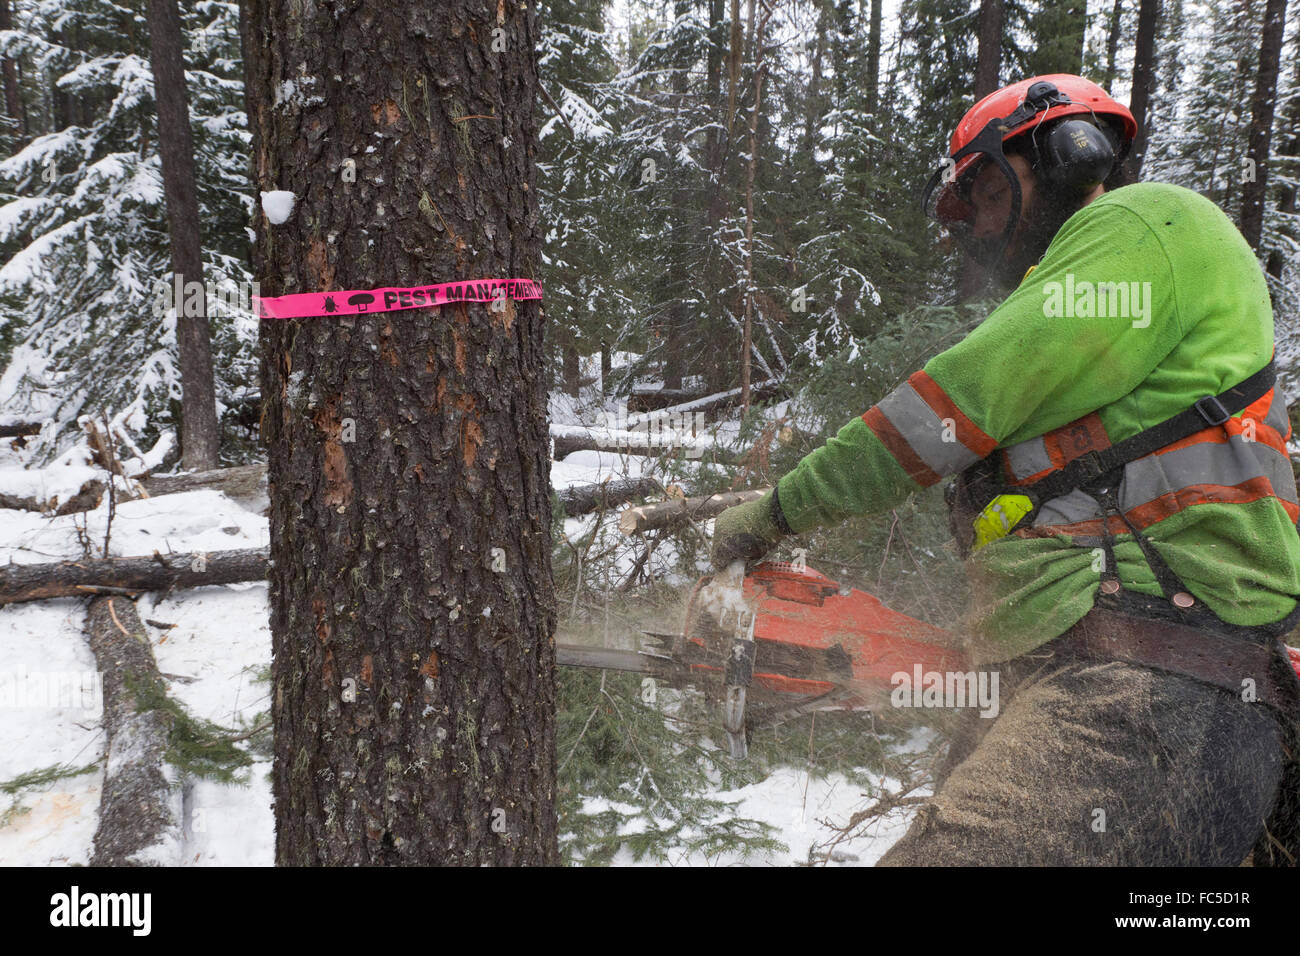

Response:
(0, 598), (105, 866)
(0, 380), (919, 866)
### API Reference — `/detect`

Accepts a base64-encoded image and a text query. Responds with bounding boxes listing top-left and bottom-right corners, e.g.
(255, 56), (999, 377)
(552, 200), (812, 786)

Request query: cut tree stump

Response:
(87, 595), (181, 866)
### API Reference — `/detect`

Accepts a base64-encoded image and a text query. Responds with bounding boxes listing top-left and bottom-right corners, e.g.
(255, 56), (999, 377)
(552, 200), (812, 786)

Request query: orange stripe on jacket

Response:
(1013, 476), (1299, 539)
(861, 406), (942, 487)
(906, 370), (997, 458)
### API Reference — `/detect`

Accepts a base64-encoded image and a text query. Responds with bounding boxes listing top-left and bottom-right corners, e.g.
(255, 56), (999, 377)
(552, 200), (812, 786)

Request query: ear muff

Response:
(1034, 118), (1118, 195)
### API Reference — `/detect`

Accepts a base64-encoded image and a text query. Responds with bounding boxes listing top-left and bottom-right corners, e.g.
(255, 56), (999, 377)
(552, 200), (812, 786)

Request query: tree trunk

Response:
(243, 0), (558, 865)
(1122, 0), (1160, 183)
(147, 0), (219, 471)
(740, 0), (774, 412)
(1266, 29), (1300, 279)
(866, 0), (883, 116)
(663, 0), (693, 392)
(563, 343), (580, 397)
(0, 0), (26, 144)
(1102, 0), (1124, 93)
(726, 0), (743, 139)
(974, 0), (1004, 99)
(1239, 0), (1288, 251)
(803, 0), (830, 151)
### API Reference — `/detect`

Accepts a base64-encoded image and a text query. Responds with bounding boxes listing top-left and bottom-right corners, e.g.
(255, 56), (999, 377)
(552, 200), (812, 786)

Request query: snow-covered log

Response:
(550, 423), (736, 463)
(0, 479), (107, 515)
(555, 477), (667, 515)
(140, 463), (267, 500)
(87, 596), (181, 865)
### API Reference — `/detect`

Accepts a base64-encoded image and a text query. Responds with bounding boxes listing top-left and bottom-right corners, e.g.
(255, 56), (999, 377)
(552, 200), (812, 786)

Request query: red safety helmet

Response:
(922, 74), (1137, 264)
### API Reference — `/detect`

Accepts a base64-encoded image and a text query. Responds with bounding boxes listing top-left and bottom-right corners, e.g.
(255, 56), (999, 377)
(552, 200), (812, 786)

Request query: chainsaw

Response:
(556, 560), (1300, 759)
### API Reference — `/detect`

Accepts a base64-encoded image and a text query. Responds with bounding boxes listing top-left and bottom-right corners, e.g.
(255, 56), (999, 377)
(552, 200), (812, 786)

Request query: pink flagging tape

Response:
(253, 277), (543, 319)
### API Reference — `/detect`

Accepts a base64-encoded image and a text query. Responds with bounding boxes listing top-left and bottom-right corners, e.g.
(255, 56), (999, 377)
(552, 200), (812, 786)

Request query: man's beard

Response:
(958, 181), (1091, 292)
(990, 184), (1089, 289)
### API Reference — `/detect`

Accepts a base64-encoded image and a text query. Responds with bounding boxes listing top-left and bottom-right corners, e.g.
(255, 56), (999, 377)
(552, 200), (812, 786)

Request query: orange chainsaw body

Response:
(679, 561), (966, 711)
(678, 561), (1300, 715)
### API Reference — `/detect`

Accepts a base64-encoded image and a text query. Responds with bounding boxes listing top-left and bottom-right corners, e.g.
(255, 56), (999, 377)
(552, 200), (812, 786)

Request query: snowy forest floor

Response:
(0, 376), (933, 866)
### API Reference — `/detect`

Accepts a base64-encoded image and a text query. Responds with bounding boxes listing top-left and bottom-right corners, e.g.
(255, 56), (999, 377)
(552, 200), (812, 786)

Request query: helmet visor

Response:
(921, 116), (1024, 268)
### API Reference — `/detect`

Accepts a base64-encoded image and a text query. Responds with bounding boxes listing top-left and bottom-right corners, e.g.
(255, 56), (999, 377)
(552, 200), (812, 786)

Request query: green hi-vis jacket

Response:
(776, 182), (1300, 665)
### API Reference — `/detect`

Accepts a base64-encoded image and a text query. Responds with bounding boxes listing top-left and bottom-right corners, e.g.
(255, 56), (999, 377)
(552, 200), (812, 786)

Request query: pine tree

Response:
(245, 0), (559, 865)
(0, 0), (254, 462)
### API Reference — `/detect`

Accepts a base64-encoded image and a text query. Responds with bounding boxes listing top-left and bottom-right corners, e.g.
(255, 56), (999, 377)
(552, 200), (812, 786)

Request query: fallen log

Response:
(0, 548), (270, 606)
(0, 478), (106, 515)
(0, 464), (267, 515)
(0, 422), (42, 438)
(626, 386), (708, 413)
(618, 488), (769, 535)
(87, 596), (181, 865)
(624, 378), (785, 430)
(140, 463), (266, 499)
(555, 477), (668, 516)
(550, 426), (737, 464)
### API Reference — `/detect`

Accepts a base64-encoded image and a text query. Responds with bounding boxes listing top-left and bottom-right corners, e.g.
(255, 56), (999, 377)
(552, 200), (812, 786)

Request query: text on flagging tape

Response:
(253, 277), (543, 319)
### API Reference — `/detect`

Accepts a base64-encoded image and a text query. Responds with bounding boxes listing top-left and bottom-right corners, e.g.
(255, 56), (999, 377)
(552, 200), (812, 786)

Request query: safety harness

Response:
(946, 359), (1283, 619)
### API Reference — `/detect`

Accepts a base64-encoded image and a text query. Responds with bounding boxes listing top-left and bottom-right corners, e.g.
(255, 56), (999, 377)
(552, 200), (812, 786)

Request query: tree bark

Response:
(1239, 0), (1288, 251)
(1122, 0), (1160, 183)
(0, 548), (270, 606)
(87, 596), (181, 866)
(146, 0), (219, 471)
(243, 0), (557, 865)
(626, 385), (716, 411)
(726, 0), (743, 139)
(0, 478), (105, 515)
(974, 0), (1004, 99)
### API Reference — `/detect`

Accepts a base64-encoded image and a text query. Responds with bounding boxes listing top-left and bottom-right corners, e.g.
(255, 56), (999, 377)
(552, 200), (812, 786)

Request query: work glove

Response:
(710, 489), (791, 570)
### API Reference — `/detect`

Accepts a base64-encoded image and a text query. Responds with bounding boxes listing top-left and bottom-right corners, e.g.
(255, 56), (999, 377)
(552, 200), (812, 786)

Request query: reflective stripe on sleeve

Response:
(863, 372), (996, 487)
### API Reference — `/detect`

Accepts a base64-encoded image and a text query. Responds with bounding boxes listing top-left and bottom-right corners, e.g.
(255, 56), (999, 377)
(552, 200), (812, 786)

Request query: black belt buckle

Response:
(1194, 394), (1231, 426)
